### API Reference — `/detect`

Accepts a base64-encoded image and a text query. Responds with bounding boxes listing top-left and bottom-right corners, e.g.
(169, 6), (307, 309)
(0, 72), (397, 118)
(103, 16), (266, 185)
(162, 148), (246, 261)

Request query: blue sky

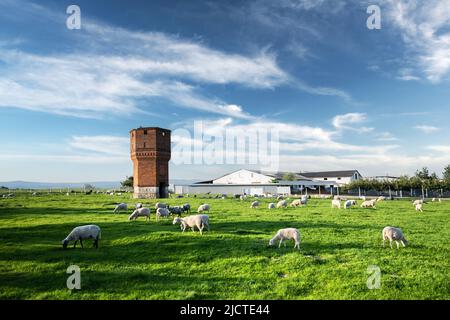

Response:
(0, 0), (450, 182)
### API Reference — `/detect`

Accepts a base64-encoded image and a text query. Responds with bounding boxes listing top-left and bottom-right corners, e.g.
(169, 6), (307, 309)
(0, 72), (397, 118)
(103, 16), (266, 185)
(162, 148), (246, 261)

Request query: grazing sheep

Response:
(415, 203), (423, 212)
(269, 228), (301, 250)
(277, 195), (284, 201)
(412, 199), (424, 206)
(155, 202), (168, 210)
(377, 196), (386, 202)
(168, 206), (183, 217)
(291, 199), (302, 207)
(300, 196), (308, 205)
(197, 204), (210, 213)
(113, 203), (127, 214)
(382, 227), (408, 249)
(182, 203), (191, 214)
(268, 203), (276, 209)
(128, 207), (151, 221)
(276, 200), (287, 209)
(251, 201), (260, 209)
(332, 199), (341, 209)
(240, 195), (247, 201)
(361, 200), (376, 209)
(432, 198), (437, 202)
(344, 200), (354, 209)
(173, 214), (209, 235)
(62, 225), (101, 249)
(359, 196), (367, 201)
(117, 192), (122, 196)
(135, 203), (143, 209)
(156, 207), (170, 221)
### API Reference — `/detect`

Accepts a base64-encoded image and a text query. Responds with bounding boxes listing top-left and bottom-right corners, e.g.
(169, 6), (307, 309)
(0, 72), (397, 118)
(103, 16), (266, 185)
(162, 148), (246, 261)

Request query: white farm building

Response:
(173, 169), (362, 196)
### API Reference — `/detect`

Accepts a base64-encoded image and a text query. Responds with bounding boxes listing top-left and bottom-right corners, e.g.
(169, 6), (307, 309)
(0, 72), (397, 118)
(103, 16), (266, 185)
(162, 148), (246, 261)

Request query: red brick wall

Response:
(130, 127), (171, 190)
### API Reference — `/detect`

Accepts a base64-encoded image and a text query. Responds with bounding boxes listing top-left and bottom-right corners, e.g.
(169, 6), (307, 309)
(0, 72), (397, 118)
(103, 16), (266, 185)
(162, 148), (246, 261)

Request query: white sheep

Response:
(377, 196), (386, 202)
(276, 200), (287, 209)
(156, 207), (170, 221)
(269, 228), (301, 250)
(415, 203), (423, 212)
(359, 196), (366, 201)
(382, 226), (408, 249)
(332, 199), (341, 209)
(135, 203), (143, 209)
(276, 195), (284, 201)
(290, 199), (302, 207)
(128, 207), (151, 221)
(300, 196), (308, 205)
(173, 214), (209, 235)
(361, 200), (376, 209)
(240, 195), (247, 201)
(113, 202), (127, 214)
(117, 192), (122, 196)
(62, 225), (101, 249)
(250, 201), (260, 209)
(268, 203), (276, 209)
(197, 204), (210, 213)
(412, 199), (424, 206)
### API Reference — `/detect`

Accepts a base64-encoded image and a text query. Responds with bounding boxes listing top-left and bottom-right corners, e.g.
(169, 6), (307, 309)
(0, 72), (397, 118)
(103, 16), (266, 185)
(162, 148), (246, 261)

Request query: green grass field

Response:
(0, 193), (449, 300)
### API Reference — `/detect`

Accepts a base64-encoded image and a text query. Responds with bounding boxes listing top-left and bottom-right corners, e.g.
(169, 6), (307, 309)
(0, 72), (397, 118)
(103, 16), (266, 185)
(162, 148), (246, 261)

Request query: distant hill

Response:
(0, 181), (121, 190)
(0, 179), (198, 190)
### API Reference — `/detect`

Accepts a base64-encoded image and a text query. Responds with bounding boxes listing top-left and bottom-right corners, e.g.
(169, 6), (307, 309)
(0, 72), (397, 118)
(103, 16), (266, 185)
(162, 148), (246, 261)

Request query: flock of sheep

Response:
(60, 193), (443, 250)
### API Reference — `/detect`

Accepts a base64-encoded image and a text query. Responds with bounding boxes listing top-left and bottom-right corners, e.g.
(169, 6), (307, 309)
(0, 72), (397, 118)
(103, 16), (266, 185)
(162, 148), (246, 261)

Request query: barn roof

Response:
(299, 170), (361, 178)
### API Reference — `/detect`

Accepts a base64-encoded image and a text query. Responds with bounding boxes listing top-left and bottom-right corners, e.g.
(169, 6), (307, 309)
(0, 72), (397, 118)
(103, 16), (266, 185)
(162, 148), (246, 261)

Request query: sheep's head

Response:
(173, 217), (181, 225)
(62, 239), (69, 249)
(129, 211), (137, 220)
(268, 238), (275, 246)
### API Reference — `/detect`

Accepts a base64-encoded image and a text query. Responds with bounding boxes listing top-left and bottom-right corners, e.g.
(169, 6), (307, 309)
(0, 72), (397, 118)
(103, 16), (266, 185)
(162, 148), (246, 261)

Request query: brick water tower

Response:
(130, 127), (171, 199)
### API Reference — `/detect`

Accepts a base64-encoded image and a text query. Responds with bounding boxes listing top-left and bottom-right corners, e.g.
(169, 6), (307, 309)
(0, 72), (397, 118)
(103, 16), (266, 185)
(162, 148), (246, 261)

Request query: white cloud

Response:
(385, 0), (450, 83)
(68, 136), (129, 156)
(375, 132), (399, 142)
(332, 113), (373, 133)
(427, 145), (450, 154)
(414, 125), (440, 134)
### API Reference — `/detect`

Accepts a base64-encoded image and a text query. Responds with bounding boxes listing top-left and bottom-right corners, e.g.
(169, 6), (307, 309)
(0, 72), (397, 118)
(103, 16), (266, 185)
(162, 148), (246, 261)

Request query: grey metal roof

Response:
(299, 170), (361, 178)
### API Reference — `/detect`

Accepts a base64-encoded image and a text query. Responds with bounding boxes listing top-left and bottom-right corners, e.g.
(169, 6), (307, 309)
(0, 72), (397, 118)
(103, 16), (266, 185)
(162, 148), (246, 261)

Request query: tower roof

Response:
(129, 127), (171, 133)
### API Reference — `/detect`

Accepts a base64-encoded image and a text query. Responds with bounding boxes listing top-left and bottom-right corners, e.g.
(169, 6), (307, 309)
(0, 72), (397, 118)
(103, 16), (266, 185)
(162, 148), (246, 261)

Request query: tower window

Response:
(144, 130), (147, 135)
(143, 142), (146, 148)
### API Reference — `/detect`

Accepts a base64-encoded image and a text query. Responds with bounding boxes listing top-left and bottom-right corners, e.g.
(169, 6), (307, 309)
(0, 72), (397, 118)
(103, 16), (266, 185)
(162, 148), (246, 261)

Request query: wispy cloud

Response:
(414, 125), (440, 134)
(385, 0), (450, 83)
(332, 113), (373, 133)
(375, 132), (399, 142)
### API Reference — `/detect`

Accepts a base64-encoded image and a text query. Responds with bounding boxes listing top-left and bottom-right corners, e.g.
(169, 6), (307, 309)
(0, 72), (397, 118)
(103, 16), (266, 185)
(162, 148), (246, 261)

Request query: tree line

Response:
(343, 166), (450, 193)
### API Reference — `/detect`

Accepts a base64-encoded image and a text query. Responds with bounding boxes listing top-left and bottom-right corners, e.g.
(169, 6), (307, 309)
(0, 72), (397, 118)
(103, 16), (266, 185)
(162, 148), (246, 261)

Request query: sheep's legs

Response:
(383, 239), (386, 247)
(389, 240), (393, 249)
(74, 240), (78, 248)
(396, 241), (400, 249)
(401, 240), (406, 247)
(278, 239), (283, 248)
(79, 238), (83, 248)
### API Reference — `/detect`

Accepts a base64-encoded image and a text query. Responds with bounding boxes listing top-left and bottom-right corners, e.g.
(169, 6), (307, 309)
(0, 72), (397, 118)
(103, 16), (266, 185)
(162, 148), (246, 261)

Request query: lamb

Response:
(332, 199), (341, 209)
(156, 207), (170, 221)
(128, 207), (151, 221)
(382, 226), (408, 249)
(276, 200), (287, 209)
(155, 202), (168, 210)
(62, 225), (101, 249)
(250, 201), (260, 209)
(269, 228), (301, 250)
(412, 199), (424, 206)
(415, 203), (423, 212)
(113, 203), (127, 214)
(197, 204), (210, 213)
(361, 200), (376, 209)
(268, 203), (276, 209)
(173, 214), (209, 235)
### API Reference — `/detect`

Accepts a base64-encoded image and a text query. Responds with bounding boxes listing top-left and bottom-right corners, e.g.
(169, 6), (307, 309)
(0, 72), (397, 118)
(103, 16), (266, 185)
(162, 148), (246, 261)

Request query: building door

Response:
(159, 182), (167, 198)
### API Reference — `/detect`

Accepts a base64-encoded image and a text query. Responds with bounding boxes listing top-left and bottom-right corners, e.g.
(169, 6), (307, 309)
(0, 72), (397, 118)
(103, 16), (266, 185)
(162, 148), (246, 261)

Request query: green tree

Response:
(282, 173), (296, 181)
(443, 165), (450, 181)
(121, 176), (134, 188)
